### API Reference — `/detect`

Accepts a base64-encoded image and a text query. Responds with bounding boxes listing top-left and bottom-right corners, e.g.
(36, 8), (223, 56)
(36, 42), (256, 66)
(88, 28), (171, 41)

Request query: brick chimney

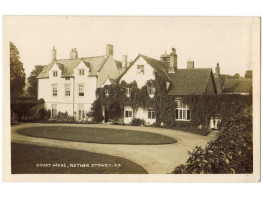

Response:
(169, 48), (177, 73)
(215, 62), (220, 77)
(51, 46), (56, 61)
(70, 48), (78, 59)
(122, 55), (127, 68)
(187, 60), (194, 69)
(106, 44), (114, 56)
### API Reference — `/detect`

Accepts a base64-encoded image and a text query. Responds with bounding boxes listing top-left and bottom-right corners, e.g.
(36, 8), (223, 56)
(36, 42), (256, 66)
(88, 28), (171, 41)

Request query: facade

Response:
(117, 48), (218, 125)
(37, 44), (126, 120)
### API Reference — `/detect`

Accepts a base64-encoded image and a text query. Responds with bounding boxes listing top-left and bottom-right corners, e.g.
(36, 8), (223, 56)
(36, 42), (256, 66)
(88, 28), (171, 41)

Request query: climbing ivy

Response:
(90, 73), (252, 128)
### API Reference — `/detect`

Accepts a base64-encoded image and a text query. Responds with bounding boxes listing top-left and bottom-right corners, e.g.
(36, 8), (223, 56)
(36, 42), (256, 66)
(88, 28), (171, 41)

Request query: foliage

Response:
(172, 106), (253, 174)
(27, 65), (45, 99)
(245, 70), (252, 78)
(87, 99), (104, 123)
(38, 108), (51, 120)
(131, 118), (145, 126)
(53, 111), (76, 122)
(10, 42), (26, 100)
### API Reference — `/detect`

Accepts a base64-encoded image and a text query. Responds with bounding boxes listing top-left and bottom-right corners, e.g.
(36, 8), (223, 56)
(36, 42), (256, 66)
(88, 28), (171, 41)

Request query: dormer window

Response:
(65, 77), (70, 80)
(126, 87), (132, 97)
(79, 69), (85, 76)
(105, 88), (109, 96)
(53, 70), (58, 77)
(137, 65), (144, 75)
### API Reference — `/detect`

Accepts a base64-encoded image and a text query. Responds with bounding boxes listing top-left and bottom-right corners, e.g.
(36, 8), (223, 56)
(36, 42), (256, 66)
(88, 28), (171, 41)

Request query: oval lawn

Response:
(17, 126), (177, 145)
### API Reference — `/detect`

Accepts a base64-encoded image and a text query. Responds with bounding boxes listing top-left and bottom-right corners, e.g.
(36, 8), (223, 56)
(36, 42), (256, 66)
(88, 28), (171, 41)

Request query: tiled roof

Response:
(37, 55), (108, 78)
(167, 68), (213, 95)
(222, 78), (252, 94)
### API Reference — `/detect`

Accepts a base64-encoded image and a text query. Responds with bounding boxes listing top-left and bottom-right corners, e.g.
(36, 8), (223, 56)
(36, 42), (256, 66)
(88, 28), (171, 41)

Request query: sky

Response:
(4, 16), (260, 78)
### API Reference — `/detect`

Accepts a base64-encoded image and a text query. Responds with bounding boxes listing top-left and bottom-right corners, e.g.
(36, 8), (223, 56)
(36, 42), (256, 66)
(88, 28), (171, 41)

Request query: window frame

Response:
(137, 65), (144, 75)
(79, 69), (85, 76)
(148, 108), (156, 119)
(175, 99), (190, 121)
(51, 104), (57, 118)
(126, 87), (132, 97)
(52, 84), (58, 97)
(64, 84), (70, 97)
(124, 107), (133, 118)
(53, 70), (58, 77)
(78, 84), (85, 97)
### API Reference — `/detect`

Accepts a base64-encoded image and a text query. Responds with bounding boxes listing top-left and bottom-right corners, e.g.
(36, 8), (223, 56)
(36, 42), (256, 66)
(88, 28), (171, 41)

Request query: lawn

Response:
(17, 126), (177, 145)
(11, 142), (147, 174)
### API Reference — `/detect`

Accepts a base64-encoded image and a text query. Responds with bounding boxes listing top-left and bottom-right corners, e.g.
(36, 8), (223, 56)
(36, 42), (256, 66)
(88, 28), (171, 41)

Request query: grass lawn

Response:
(11, 142), (147, 174)
(17, 126), (177, 145)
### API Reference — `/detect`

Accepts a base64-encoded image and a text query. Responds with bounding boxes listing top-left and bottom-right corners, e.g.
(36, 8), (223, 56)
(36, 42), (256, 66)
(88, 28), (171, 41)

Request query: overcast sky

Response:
(4, 16), (260, 78)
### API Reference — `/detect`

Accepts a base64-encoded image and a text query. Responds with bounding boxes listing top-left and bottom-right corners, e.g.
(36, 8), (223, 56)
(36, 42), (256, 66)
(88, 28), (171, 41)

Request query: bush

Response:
(38, 108), (51, 120)
(131, 118), (145, 126)
(172, 106), (253, 174)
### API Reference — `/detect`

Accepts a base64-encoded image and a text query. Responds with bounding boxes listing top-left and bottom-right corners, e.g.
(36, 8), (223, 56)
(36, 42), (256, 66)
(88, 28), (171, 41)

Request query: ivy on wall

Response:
(90, 73), (252, 127)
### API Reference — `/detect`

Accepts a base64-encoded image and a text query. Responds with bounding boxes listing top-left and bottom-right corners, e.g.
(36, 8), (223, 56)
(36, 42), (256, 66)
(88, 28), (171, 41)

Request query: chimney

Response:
(215, 62), (220, 77)
(70, 48), (78, 59)
(169, 48), (177, 73)
(51, 46), (56, 61)
(187, 60), (194, 69)
(122, 55), (127, 68)
(106, 44), (114, 56)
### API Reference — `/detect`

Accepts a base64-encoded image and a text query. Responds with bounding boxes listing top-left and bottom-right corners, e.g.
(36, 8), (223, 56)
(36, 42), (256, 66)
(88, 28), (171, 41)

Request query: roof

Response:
(160, 52), (169, 58)
(37, 55), (108, 79)
(222, 78), (252, 94)
(214, 76), (225, 94)
(115, 60), (126, 76)
(167, 68), (213, 95)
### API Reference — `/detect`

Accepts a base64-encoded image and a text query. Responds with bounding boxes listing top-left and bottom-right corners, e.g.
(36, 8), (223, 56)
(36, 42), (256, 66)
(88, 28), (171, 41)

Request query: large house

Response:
(117, 48), (218, 124)
(37, 44), (126, 120)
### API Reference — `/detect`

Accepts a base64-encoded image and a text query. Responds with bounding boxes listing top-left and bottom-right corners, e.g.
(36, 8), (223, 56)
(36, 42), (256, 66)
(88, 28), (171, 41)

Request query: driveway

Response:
(11, 123), (217, 174)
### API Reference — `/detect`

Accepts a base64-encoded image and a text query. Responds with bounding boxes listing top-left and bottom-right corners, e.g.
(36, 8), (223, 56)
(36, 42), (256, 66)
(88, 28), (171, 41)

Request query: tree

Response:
(233, 73), (241, 79)
(245, 70), (252, 78)
(27, 65), (45, 99)
(10, 42), (26, 100)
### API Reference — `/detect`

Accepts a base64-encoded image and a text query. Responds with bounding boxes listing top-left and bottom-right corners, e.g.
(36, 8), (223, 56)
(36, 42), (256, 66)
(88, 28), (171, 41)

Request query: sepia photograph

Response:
(2, 16), (260, 181)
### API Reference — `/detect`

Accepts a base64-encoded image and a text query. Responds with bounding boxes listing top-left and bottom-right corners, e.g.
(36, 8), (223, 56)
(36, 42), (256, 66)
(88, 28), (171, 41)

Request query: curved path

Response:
(11, 123), (217, 174)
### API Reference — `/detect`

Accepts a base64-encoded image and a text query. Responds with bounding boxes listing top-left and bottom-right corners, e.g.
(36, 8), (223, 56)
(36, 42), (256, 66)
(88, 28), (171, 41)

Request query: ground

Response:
(11, 123), (217, 174)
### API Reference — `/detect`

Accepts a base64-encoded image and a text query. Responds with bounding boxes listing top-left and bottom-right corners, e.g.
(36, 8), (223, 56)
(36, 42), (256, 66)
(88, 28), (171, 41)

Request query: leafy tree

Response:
(245, 70), (252, 78)
(27, 65), (45, 99)
(10, 42), (26, 100)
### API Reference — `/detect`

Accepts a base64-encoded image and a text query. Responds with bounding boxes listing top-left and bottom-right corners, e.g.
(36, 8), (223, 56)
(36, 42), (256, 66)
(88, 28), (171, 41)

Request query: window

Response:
(52, 85), (57, 96)
(137, 65), (144, 74)
(148, 108), (155, 119)
(78, 104), (85, 121)
(79, 69), (85, 76)
(65, 77), (70, 80)
(78, 84), (84, 96)
(53, 70), (58, 77)
(175, 99), (190, 121)
(147, 85), (155, 96)
(51, 104), (57, 118)
(65, 84), (70, 96)
(105, 88), (109, 96)
(126, 87), (132, 97)
(125, 108), (133, 118)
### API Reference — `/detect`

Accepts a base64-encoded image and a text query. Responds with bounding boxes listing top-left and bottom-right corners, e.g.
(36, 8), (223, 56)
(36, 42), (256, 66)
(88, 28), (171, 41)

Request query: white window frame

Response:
(65, 77), (70, 80)
(53, 70), (58, 77)
(78, 84), (84, 97)
(79, 69), (85, 76)
(65, 84), (70, 97)
(52, 84), (58, 96)
(137, 65), (144, 75)
(175, 99), (190, 121)
(148, 108), (156, 119)
(78, 104), (85, 121)
(124, 108), (133, 118)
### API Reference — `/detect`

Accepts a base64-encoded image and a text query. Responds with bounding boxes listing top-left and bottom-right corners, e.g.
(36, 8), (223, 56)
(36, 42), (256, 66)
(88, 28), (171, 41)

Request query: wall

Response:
(119, 56), (155, 88)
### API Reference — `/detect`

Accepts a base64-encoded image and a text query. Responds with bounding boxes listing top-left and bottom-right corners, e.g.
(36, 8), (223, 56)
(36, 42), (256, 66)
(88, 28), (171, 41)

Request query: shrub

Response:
(131, 118), (145, 126)
(38, 108), (51, 120)
(172, 106), (253, 174)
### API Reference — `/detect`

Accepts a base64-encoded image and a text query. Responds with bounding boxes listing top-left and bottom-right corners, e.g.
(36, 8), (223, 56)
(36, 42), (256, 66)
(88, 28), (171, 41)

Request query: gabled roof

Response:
(37, 55), (108, 79)
(167, 68), (214, 95)
(222, 78), (252, 94)
(117, 54), (170, 82)
(214, 76), (225, 94)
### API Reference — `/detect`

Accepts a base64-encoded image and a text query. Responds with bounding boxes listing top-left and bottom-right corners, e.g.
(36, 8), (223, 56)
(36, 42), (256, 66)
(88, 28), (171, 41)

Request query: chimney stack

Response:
(70, 48), (78, 59)
(122, 55), (128, 68)
(215, 62), (220, 77)
(187, 60), (194, 69)
(169, 48), (177, 73)
(106, 44), (114, 56)
(51, 46), (56, 61)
